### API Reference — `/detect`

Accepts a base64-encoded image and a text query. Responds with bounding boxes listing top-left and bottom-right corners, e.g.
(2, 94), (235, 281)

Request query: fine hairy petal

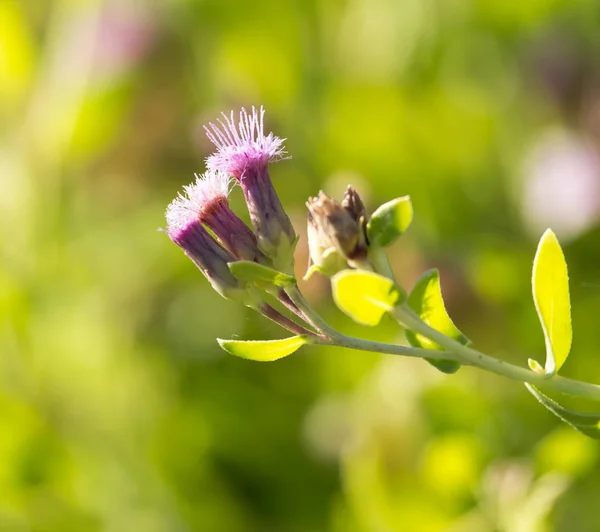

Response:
(165, 193), (200, 237)
(189, 168), (232, 207)
(167, 169), (232, 227)
(204, 106), (287, 178)
(165, 169), (262, 261)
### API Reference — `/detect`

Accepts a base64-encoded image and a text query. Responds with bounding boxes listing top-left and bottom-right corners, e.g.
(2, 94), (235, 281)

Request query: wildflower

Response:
(204, 106), (296, 270)
(306, 186), (369, 273)
(165, 191), (251, 302)
(165, 180), (316, 336)
(182, 169), (267, 263)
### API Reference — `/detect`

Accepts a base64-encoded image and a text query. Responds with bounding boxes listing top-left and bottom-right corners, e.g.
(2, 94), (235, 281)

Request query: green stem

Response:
(284, 285), (344, 340)
(260, 304), (321, 338)
(289, 284), (493, 364)
(392, 304), (600, 401)
(368, 246), (395, 281)
(288, 282), (600, 401)
(312, 335), (458, 361)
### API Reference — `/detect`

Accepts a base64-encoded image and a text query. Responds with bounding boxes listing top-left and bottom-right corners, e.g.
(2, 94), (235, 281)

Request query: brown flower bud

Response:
(306, 187), (369, 272)
(341, 185), (367, 223)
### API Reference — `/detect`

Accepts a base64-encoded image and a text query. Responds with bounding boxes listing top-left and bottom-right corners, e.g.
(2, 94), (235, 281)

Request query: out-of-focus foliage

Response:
(2, 0), (600, 530)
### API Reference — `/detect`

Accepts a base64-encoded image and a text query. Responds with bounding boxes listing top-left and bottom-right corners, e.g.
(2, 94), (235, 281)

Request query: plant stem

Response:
(284, 285), (343, 340)
(368, 246), (395, 281)
(260, 304), (320, 338)
(288, 282), (600, 401)
(392, 304), (600, 401)
(312, 335), (458, 361)
(277, 289), (311, 323)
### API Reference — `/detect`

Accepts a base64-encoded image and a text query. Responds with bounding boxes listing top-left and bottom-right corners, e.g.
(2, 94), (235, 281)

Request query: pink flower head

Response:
(165, 185), (246, 301)
(203, 107), (296, 268)
(204, 106), (287, 179)
(181, 168), (232, 217)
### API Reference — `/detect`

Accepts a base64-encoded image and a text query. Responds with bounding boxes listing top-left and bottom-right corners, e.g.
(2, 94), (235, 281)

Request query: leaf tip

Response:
(217, 338), (232, 353)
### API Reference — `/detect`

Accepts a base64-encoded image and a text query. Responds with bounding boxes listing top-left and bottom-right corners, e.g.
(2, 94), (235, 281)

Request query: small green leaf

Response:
(229, 261), (295, 287)
(367, 196), (413, 247)
(303, 248), (347, 280)
(528, 358), (545, 375)
(303, 264), (322, 281)
(332, 270), (404, 326)
(532, 229), (572, 377)
(526, 384), (600, 439)
(217, 335), (308, 361)
(406, 269), (469, 374)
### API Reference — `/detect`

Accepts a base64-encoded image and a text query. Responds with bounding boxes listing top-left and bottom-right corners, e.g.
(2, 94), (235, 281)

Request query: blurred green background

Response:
(2, 0), (600, 530)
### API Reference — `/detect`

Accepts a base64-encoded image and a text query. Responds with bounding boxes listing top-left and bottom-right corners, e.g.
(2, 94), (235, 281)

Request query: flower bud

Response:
(166, 188), (259, 304)
(305, 211), (347, 278)
(306, 187), (369, 271)
(341, 185), (367, 224)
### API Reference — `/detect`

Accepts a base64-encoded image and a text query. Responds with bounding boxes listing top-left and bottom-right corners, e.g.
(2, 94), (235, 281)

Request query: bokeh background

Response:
(2, 0), (600, 530)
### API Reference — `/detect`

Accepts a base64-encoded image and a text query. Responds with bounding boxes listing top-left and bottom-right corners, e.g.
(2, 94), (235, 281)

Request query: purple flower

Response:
(204, 107), (296, 269)
(181, 169), (267, 263)
(165, 174), (315, 335)
(165, 190), (247, 301)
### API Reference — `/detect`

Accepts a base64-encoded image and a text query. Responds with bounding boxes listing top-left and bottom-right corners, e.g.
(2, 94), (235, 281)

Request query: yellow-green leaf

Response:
(217, 336), (308, 361)
(528, 358), (545, 375)
(303, 248), (347, 280)
(406, 269), (469, 374)
(229, 261), (295, 287)
(526, 384), (600, 439)
(532, 229), (572, 377)
(331, 270), (404, 326)
(367, 196), (413, 247)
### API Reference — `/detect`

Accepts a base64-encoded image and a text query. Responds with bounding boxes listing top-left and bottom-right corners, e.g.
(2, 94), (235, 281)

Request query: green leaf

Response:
(303, 248), (347, 280)
(217, 335), (308, 361)
(303, 264), (322, 281)
(525, 384), (600, 439)
(331, 270), (404, 326)
(229, 261), (295, 287)
(367, 196), (413, 247)
(405, 269), (469, 374)
(528, 358), (546, 375)
(532, 229), (572, 377)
